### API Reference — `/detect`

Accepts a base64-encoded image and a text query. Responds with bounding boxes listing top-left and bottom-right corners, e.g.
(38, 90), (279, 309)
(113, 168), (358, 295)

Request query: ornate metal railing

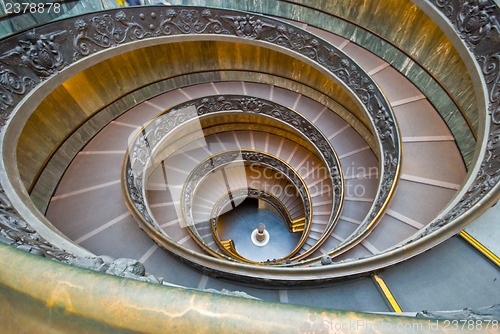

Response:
(0, 2), (496, 330)
(0, 4), (398, 282)
(0, 7), (400, 263)
(210, 186), (301, 235)
(180, 150), (312, 263)
(124, 94), (348, 261)
(13, 5), (500, 284)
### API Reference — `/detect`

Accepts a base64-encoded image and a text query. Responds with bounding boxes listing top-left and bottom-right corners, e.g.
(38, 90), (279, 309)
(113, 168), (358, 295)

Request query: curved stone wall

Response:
(0, 0), (480, 164)
(168, 0), (479, 164)
(0, 3), (495, 280)
(15, 39), (364, 194)
(29, 71), (373, 213)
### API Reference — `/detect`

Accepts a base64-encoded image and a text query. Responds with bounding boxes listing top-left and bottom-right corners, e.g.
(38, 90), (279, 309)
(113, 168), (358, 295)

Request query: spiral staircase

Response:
(0, 0), (499, 332)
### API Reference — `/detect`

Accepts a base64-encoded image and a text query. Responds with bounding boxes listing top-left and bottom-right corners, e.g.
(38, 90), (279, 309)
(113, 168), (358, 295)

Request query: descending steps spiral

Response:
(1, 3), (497, 318)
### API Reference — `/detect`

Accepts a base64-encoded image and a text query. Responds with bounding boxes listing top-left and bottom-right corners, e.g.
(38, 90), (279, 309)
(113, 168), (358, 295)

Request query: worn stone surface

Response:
(417, 304), (500, 320)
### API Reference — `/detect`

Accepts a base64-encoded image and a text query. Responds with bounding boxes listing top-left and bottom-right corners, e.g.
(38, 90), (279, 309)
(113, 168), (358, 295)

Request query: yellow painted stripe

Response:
(373, 274), (402, 313)
(460, 230), (500, 267)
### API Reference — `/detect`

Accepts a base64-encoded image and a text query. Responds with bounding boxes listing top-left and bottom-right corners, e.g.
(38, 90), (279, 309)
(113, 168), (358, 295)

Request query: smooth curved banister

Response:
(124, 95), (348, 263)
(0, 4), (499, 333)
(1, 242), (449, 333)
(181, 150), (313, 263)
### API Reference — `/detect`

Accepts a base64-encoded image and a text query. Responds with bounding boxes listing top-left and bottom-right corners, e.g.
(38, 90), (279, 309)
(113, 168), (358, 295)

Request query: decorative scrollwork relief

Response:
(0, 29), (67, 77)
(72, 12), (153, 60)
(436, 0), (455, 17)
(0, 29), (64, 122)
(160, 9), (228, 35)
(477, 54), (500, 119)
(414, 0), (500, 238)
(182, 150), (312, 258)
(125, 95), (343, 246)
(222, 14), (274, 39)
(457, 0), (499, 48)
(0, 67), (35, 124)
(0, 187), (73, 260)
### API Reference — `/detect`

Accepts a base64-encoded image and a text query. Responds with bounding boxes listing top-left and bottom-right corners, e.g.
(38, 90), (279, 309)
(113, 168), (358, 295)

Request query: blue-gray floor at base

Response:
(217, 200), (301, 262)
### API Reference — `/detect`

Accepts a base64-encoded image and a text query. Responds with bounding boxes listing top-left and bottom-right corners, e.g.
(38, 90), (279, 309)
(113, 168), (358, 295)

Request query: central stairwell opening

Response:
(217, 197), (301, 262)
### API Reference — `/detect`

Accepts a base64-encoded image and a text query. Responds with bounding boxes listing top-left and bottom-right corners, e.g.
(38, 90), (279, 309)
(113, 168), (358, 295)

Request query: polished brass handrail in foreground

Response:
(1, 242), (450, 333)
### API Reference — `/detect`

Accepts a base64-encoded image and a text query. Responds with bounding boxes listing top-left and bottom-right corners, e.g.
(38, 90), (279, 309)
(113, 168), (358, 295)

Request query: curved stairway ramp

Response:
(122, 92), (350, 264)
(47, 72), (465, 282)
(190, 164), (308, 252)
(313, 31), (467, 261)
(0, 3), (497, 322)
(126, 85), (464, 264)
(170, 81), (465, 263)
(146, 129), (334, 258)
